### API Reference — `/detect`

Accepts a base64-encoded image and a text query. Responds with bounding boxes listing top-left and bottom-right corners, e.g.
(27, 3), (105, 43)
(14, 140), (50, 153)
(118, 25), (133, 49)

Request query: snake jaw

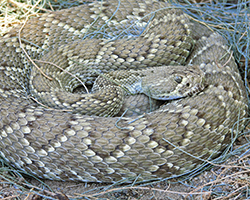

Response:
(146, 83), (204, 101)
(152, 95), (183, 101)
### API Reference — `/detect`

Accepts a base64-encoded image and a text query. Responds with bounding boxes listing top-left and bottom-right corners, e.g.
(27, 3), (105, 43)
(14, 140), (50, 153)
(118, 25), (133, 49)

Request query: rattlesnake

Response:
(0, 0), (248, 183)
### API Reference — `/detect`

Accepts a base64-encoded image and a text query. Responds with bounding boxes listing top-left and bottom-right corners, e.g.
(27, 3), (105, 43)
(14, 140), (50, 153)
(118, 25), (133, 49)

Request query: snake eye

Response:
(174, 76), (182, 84)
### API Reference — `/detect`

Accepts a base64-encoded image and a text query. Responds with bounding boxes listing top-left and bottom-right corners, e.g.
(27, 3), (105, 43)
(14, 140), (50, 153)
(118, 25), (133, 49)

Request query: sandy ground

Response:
(0, 173), (216, 199)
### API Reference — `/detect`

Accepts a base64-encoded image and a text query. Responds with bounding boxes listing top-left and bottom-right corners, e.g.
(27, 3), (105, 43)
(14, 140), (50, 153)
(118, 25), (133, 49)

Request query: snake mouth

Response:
(155, 96), (183, 101)
(152, 83), (205, 101)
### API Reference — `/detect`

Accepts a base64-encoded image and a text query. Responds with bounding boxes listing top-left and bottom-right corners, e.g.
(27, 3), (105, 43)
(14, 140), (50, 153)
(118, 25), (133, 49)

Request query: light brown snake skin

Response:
(0, 0), (248, 183)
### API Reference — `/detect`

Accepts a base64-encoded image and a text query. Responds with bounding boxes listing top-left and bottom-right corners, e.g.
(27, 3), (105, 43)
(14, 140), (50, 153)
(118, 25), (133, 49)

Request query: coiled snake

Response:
(0, 0), (248, 182)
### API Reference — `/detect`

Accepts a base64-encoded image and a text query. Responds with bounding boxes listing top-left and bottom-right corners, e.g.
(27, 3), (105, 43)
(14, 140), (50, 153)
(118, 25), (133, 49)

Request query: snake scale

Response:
(0, 0), (248, 183)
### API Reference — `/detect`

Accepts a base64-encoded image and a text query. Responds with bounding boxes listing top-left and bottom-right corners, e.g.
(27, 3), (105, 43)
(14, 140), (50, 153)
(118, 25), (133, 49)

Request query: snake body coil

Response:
(0, 0), (248, 182)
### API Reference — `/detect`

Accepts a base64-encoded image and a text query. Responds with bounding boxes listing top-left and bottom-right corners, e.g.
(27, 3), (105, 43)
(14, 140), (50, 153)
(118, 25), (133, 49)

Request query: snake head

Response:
(141, 65), (206, 100)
